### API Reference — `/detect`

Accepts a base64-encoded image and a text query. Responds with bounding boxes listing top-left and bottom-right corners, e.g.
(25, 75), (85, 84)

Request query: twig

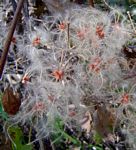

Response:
(39, 139), (44, 150)
(67, 23), (70, 49)
(50, 139), (55, 150)
(123, 73), (136, 80)
(0, 0), (25, 79)
(11, 0), (17, 12)
(23, 0), (30, 31)
(89, 0), (94, 7)
(35, 126), (45, 150)
(127, 11), (136, 34)
(23, 0), (29, 20)
(28, 126), (32, 143)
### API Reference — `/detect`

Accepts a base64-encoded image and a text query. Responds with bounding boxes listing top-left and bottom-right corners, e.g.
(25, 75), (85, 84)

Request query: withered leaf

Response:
(93, 104), (116, 137)
(2, 87), (21, 115)
(81, 111), (92, 133)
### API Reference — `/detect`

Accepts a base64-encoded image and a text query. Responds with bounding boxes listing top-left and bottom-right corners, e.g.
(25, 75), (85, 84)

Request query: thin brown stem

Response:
(123, 73), (136, 80)
(0, 0), (24, 79)
(89, 0), (94, 7)
(67, 23), (70, 49)
(127, 11), (136, 34)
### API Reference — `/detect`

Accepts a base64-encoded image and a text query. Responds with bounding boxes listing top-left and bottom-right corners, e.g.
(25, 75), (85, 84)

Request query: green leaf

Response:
(51, 117), (80, 146)
(9, 126), (33, 150)
(93, 132), (103, 145)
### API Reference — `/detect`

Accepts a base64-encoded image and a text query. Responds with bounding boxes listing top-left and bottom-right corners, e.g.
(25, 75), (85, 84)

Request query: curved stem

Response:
(0, 0), (25, 79)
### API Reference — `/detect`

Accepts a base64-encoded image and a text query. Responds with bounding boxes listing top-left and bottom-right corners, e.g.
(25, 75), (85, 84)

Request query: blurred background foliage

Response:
(75, 0), (136, 21)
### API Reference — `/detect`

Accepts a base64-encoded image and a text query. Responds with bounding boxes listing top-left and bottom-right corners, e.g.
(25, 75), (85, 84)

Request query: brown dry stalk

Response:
(123, 73), (136, 80)
(0, 0), (24, 79)
(89, 0), (94, 7)
(67, 23), (70, 48)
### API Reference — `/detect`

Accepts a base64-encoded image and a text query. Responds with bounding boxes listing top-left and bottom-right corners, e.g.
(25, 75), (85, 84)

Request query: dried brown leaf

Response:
(2, 87), (21, 115)
(93, 104), (116, 137)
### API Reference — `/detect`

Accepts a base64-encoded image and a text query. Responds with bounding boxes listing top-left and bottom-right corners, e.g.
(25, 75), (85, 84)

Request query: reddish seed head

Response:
(77, 28), (88, 40)
(58, 22), (66, 30)
(77, 30), (85, 40)
(52, 70), (64, 81)
(68, 111), (76, 117)
(89, 57), (101, 73)
(11, 37), (16, 44)
(96, 26), (104, 39)
(121, 94), (129, 104)
(33, 102), (46, 112)
(22, 74), (30, 84)
(32, 37), (41, 46)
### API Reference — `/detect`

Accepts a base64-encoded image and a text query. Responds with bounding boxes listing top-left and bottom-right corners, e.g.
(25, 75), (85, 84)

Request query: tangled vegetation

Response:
(0, 0), (136, 150)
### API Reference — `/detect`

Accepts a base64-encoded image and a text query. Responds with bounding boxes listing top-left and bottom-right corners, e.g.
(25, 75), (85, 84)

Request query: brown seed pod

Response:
(2, 87), (21, 115)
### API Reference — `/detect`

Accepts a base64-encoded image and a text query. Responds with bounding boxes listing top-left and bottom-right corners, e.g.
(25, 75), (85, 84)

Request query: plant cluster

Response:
(0, 0), (136, 149)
